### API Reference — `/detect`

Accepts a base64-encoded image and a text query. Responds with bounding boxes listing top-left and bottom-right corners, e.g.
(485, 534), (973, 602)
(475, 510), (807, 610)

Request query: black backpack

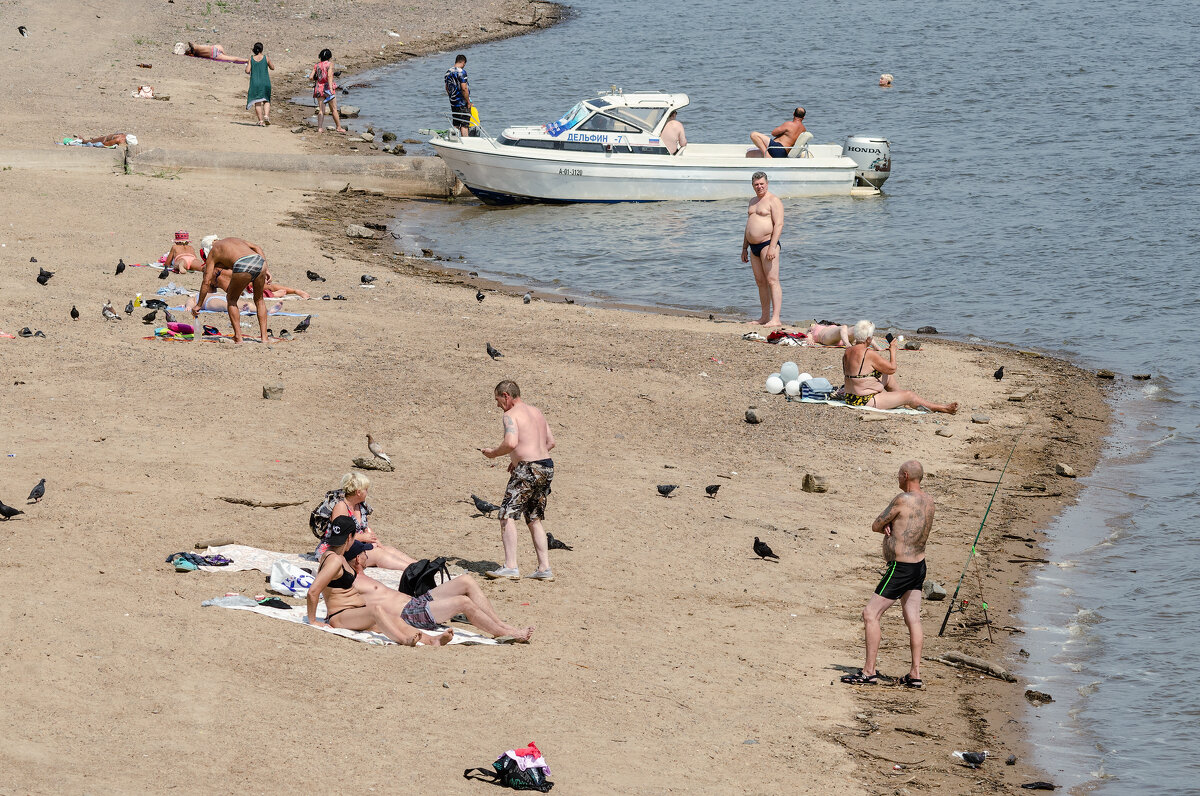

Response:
(398, 557), (450, 596)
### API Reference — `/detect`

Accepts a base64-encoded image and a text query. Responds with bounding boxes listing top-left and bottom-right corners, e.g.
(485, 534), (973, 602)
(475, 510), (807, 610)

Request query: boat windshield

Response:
(544, 102), (590, 136)
(604, 106), (666, 132)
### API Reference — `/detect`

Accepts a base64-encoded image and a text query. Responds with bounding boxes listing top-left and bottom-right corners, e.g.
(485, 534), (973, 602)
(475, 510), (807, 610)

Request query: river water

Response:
(349, 1), (1200, 791)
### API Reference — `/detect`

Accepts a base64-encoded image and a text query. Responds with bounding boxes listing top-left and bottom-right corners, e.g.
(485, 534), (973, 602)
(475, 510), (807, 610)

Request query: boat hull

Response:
(430, 140), (862, 203)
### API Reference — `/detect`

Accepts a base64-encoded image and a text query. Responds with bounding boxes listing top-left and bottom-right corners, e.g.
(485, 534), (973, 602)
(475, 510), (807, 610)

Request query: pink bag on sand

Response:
(167, 322), (194, 335)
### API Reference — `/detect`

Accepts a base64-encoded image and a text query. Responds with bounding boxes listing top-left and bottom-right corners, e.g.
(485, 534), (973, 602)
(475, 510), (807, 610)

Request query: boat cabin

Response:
(500, 91), (690, 155)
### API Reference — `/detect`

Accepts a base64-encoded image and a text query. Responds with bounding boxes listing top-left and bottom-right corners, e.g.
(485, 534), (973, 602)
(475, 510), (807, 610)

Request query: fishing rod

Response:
(938, 433), (1022, 637)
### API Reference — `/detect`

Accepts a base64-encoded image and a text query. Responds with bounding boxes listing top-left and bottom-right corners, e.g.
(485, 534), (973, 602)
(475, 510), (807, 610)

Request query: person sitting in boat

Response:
(748, 107), (806, 158)
(841, 320), (958, 413)
(661, 110), (687, 154)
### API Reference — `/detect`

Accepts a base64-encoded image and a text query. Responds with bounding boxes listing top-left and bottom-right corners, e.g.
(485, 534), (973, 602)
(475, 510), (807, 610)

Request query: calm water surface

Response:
(349, 1), (1200, 791)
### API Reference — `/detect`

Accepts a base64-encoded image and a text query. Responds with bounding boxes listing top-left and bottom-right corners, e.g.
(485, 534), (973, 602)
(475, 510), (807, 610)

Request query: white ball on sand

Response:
(766, 374), (784, 394)
(797, 372), (813, 384)
(785, 379), (801, 396)
(780, 361), (800, 382)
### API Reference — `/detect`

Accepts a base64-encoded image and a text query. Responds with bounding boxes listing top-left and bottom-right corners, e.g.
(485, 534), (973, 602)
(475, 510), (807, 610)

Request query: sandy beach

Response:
(0, 2), (1110, 793)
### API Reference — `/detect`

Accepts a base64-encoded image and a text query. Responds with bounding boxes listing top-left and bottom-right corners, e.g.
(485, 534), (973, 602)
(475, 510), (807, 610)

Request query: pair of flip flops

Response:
(840, 670), (924, 688)
(320, 294), (347, 301)
(18, 328), (46, 338)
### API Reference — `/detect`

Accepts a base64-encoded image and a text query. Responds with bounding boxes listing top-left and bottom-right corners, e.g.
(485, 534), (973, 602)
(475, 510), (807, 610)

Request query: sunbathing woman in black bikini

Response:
(842, 320), (958, 414)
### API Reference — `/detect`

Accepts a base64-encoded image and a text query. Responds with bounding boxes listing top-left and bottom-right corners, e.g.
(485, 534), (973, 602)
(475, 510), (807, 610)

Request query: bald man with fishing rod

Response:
(841, 460), (933, 688)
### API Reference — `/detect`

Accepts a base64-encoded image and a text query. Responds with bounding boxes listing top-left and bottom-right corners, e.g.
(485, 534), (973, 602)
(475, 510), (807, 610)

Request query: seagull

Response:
(27, 478), (45, 503)
(705, 484), (721, 498)
(486, 342), (503, 360)
(306, 270), (325, 282)
(142, 310), (158, 324)
(994, 366), (1004, 381)
(753, 537), (779, 560)
(952, 750), (989, 769)
(470, 494), (500, 517)
(0, 500), (23, 520)
(124, 300), (134, 315)
(546, 532), (573, 551)
(361, 274), (377, 284)
(523, 292), (531, 304)
(366, 434), (391, 463)
(70, 305), (79, 321)
(294, 315), (312, 333)
(115, 258), (126, 275)
(476, 290), (485, 303)
(102, 301), (121, 321)
(657, 484), (678, 497)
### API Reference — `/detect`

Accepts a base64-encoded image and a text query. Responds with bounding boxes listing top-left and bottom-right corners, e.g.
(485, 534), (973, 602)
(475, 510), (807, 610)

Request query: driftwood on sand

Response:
(926, 651), (1017, 682)
(216, 496), (307, 509)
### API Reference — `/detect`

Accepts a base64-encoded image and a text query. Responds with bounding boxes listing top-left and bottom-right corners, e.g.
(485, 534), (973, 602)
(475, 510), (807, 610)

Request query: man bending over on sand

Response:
(480, 380), (557, 582)
(193, 235), (270, 344)
(748, 107), (806, 158)
(842, 460), (932, 688)
(742, 172), (784, 327)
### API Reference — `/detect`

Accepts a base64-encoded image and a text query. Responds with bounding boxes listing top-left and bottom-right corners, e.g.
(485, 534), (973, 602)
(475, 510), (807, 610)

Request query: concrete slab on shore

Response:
(0, 147), (125, 172)
(126, 148), (458, 196)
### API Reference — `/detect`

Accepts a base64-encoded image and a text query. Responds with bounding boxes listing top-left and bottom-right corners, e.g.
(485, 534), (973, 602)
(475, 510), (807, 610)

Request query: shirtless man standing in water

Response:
(481, 380), (558, 582)
(741, 171), (785, 327)
(842, 460), (934, 688)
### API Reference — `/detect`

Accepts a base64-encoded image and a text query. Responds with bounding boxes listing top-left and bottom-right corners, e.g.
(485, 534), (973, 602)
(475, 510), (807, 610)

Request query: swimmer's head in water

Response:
(879, 73), (894, 87)
(175, 230), (189, 244)
(199, 234), (219, 260)
(852, 319), (875, 343)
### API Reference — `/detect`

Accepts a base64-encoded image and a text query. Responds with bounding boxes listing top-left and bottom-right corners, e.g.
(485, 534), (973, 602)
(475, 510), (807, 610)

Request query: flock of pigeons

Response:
(0, 478), (45, 520)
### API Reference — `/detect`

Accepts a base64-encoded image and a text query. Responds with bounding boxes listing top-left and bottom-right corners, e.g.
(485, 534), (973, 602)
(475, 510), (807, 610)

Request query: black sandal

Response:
(840, 669), (881, 685)
(899, 674), (924, 689)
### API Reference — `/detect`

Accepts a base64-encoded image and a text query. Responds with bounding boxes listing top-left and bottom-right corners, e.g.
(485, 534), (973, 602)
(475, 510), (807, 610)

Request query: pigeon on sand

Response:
(753, 537), (779, 560)
(70, 305), (79, 321)
(471, 494), (500, 517)
(115, 258), (126, 276)
(486, 342), (503, 360)
(0, 500), (24, 520)
(705, 484), (721, 498)
(366, 434), (391, 463)
(657, 484), (678, 497)
(27, 478), (46, 503)
(952, 750), (989, 769)
(102, 301), (121, 321)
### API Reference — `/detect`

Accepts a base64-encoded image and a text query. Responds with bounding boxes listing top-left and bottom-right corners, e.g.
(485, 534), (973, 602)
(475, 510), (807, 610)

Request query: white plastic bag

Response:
(269, 560), (314, 597)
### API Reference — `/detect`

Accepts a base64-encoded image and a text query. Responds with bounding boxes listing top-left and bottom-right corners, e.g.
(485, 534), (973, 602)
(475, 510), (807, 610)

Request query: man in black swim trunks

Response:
(842, 460), (934, 688)
(748, 107), (806, 158)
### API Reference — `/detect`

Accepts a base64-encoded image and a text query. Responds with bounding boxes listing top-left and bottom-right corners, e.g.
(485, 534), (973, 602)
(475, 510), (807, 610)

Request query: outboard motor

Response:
(843, 136), (891, 188)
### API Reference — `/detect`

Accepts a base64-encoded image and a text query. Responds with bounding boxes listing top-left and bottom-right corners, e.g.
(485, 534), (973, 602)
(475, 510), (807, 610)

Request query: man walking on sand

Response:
(193, 235), (270, 345)
(445, 54), (471, 136)
(742, 171), (784, 327)
(842, 460), (933, 688)
(480, 380), (557, 582)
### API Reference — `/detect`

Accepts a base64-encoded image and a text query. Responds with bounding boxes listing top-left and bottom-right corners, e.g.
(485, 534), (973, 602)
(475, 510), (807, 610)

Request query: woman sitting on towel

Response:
(842, 320), (958, 414)
(326, 472), (417, 571)
(310, 517), (534, 643)
(309, 517), (453, 646)
(168, 230), (203, 274)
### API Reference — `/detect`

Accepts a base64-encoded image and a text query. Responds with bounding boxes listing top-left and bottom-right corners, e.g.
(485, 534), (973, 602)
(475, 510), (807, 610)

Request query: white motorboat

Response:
(428, 90), (891, 204)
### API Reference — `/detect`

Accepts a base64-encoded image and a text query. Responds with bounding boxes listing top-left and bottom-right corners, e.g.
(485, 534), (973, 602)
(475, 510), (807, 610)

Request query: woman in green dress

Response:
(244, 42), (274, 126)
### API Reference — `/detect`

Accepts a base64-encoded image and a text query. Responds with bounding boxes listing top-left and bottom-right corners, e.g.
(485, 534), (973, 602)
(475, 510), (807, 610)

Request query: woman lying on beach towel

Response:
(842, 320), (958, 414)
(808, 320), (883, 348)
(183, 42), (248, 64)
(310, 517), (533, 644)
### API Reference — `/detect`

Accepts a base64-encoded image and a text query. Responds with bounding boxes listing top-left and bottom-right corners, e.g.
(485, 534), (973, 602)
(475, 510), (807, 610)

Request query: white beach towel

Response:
(199, 544), (405, 590)
(202, 597), (501, 646)
(799, 396), (926, 415)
